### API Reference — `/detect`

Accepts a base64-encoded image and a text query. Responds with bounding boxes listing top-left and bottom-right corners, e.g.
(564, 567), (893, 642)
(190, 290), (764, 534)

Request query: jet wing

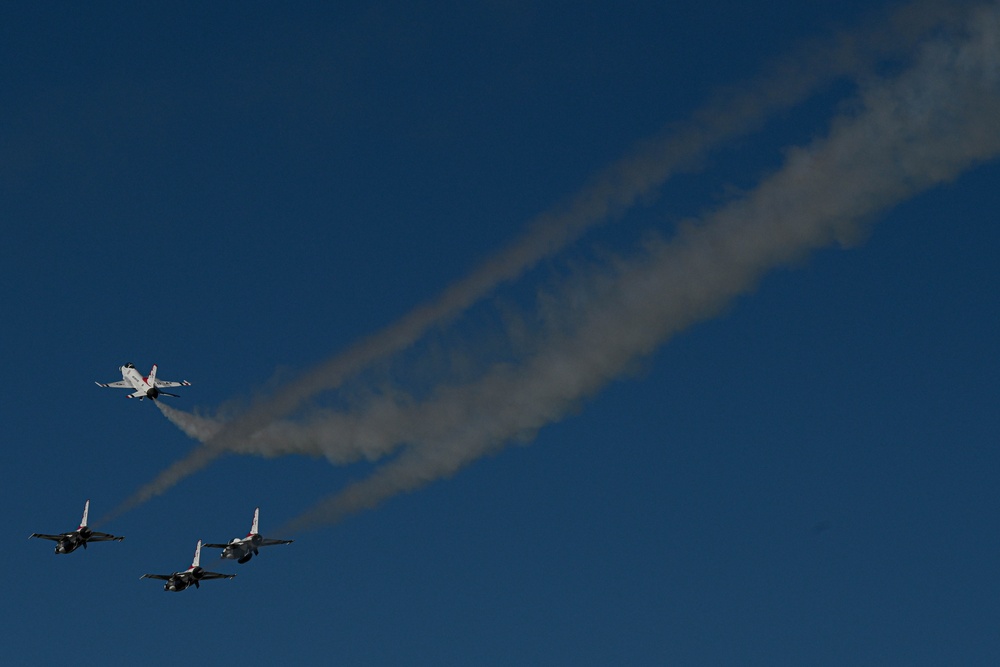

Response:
(95, 380), (131, 388)
(260, 538), (294, 547)
(201, 542), (231, 549)
(29, 533), (66, 541)
(140, 574), (171, 581)
(197, 571), (236, 581)
(88, 532), (124, 543)
(153, 379), (192, 389)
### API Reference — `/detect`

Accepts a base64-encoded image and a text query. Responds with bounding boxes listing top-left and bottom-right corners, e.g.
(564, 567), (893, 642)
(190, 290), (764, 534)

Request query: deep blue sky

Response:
(3, 2), (999, 665)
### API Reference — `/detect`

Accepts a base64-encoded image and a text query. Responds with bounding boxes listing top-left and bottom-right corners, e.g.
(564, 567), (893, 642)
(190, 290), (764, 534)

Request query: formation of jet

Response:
(96, 363), (191, 400)
(204, 507), (293, 563)
(33, 366), (295, 592)
(29, 500), (124, 554)
(141, 540), (236, 592)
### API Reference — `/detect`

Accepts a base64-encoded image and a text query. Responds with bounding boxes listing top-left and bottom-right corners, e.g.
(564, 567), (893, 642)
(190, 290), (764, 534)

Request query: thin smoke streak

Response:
(107, 0), (991, 525)
(97, 403), (223, 524)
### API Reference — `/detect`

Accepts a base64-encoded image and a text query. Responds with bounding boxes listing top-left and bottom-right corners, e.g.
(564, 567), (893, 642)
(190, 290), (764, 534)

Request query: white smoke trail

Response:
(107, 0), (990, 522)
(96, 402), (226, 525)
(157, 402), (221, 441)
(194, 0), (965, 440)
(276, 1), (1000, 532)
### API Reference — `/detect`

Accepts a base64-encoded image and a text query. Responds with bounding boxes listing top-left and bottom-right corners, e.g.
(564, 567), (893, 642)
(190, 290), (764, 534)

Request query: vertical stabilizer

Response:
(80, 499), (90, 529)
(192, 540), (202, 568)
(250, 507), (260, 536)
(147, 364), (159, 387)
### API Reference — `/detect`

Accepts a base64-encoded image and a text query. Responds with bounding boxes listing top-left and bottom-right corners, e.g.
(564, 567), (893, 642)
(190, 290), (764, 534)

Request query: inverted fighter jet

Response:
(96, 362), (191, 400)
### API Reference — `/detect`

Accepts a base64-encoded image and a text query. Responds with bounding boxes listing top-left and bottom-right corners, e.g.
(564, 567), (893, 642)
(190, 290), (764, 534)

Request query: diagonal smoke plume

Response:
(106, 0), (997, 526)
(189, 0), (969, 444)
(277, 0), (1000, 531)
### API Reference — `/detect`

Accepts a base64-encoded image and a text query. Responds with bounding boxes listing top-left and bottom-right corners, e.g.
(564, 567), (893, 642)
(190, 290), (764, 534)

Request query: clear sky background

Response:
(3, 1), (999, 665)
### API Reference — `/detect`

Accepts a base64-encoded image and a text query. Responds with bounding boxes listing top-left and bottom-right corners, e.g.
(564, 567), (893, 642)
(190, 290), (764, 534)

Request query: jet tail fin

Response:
(147, 364), (158, 387)
(192, 540), (202, 568)
(250, 507), (260, 536)
(80, 499), (90, 529)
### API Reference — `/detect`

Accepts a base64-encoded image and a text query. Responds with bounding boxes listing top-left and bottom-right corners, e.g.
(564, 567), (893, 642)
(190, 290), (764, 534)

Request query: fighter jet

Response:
(204, 507), (293, 564)
(140, 540), (235, 592)
(29, 499), (124, 554)
(96, 363), (191, 400)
